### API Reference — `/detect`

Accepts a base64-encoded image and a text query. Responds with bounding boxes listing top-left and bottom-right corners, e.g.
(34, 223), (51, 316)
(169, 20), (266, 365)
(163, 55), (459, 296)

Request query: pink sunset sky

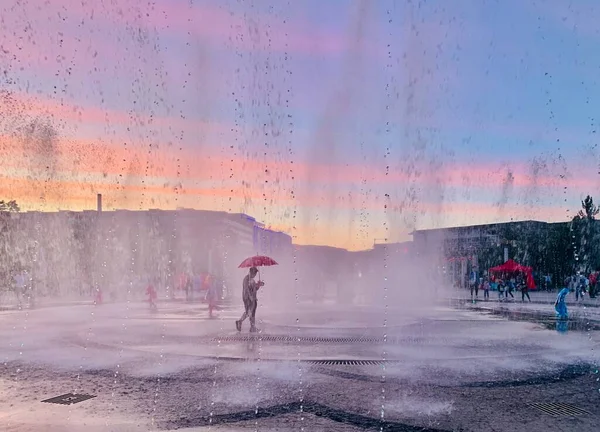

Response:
(1, 0), (600, 250)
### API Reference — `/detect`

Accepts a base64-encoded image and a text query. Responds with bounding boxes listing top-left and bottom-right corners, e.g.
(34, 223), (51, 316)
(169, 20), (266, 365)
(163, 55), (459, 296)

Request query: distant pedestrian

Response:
(506, 278), (515, 299)
(589, 272), (598, 298)
(178, 272), (188, 300)
(497, 279), (505, 300)
(94, 287), (103, 305)
(470, 277), (479, 300)
(205, 276), (219, 319)
(483, 278), (490, 300)
(520, 280), (531, 302)
(13, 271), (25, 308)
(574, 274), (586, 301)
(183, 273), (193, 302)
(146, 283), (158, 311)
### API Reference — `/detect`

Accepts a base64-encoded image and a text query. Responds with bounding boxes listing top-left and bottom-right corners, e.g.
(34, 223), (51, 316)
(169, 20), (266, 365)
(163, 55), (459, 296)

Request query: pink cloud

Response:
(0, 159), (573, 222)
(12, 0), (353, 56)
(2, 92), (596, 196)
(0, 90), (233, 140)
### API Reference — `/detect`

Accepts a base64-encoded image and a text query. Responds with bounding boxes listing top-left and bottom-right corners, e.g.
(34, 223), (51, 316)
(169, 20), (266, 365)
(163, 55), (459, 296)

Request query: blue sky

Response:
(1, 0), (600, 249)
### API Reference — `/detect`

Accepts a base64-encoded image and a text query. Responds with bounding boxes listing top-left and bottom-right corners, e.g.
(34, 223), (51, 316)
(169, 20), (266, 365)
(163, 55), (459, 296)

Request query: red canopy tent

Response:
(489, 259), (536, 289)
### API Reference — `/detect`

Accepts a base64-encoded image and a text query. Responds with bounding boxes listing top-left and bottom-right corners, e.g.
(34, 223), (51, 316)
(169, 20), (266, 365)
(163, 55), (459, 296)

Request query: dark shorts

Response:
(243, 296), (257, 311)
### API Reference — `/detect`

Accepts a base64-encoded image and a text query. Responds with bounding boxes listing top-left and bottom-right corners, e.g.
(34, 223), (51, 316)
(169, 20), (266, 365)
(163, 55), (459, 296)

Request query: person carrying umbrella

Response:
(236, 266), (264, 333)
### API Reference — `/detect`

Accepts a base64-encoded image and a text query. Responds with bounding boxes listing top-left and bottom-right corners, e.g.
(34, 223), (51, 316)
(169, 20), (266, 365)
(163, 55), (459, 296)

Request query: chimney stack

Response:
(97, 193), (102, 213)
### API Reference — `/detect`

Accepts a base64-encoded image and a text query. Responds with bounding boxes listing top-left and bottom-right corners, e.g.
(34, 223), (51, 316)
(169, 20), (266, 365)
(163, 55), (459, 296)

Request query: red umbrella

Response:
(238, 255), (278, 268)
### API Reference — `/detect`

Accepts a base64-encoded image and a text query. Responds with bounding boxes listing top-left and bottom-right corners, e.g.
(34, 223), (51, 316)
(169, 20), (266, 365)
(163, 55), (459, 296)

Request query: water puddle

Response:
(458, 303), (600, 332)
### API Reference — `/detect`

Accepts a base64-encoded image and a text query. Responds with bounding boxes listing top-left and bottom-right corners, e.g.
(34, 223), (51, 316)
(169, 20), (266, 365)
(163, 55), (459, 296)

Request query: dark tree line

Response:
(571, 195), (600, 274)
(477, 195), (600, 287)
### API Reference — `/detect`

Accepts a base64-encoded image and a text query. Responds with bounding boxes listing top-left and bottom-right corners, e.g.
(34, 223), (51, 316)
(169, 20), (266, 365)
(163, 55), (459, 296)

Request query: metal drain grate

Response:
(42, 393), (96, 405)
(304, 359), (394, 366)
(214, 335), (380, 343)
(212, 335), (424, 345)
(528, 403), (590, 417)
(206, 356), (397, 366)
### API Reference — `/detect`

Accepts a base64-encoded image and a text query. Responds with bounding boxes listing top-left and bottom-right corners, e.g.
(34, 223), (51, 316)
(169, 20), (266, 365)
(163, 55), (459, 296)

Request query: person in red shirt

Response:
(178, 273), (187, 298)
(94, 287), (103, 305)
(589, 272), (598, 298)
(205, 275), (219, 318)
(146, 283), (158, 311)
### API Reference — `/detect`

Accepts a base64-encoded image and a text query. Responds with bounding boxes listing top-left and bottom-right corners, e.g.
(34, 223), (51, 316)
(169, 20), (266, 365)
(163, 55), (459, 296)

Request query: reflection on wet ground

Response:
(458, 302), (600, 331)
(1, 301), (599, 431)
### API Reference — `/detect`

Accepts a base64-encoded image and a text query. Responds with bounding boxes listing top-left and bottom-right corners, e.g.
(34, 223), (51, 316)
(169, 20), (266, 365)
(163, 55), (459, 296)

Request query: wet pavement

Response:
(0, 298), (599, 431)
(452, 290), (600, 333)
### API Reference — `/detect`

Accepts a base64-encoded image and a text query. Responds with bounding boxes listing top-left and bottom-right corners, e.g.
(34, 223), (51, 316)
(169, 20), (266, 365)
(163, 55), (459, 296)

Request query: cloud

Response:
(0, 90), (231, 140)
(6, 0), (354, 57)
(0, 161), (575, 251)
(3, 133), (594, 203)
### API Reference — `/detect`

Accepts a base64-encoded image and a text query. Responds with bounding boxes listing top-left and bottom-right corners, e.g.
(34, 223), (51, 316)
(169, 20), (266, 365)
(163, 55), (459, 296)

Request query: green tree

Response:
(577, 195), (600, 220)
(544, 222), (574, 287)
(486, 222), (573, 288)
(572, 195), (600, 274)
(0, 200), (20, 213)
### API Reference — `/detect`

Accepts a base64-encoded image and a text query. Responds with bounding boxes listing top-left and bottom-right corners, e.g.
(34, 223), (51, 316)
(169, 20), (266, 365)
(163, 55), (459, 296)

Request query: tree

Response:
(478, 222), (574, 288)
(570, 195), (600, 274)
(0, 200), (23, 292)
(572, 195), (600, 274)
(0, 200), (20, 213)
(544, 222), (575, 287)
(577, 195), (599, 221)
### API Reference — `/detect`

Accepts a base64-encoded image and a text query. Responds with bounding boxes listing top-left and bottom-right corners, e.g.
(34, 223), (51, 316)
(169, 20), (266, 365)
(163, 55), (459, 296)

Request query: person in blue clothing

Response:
(575, 274), (587, 301)
(497, 279), (505, 300)
(555, 286), (571, 319)
(505, 278), (515, 299)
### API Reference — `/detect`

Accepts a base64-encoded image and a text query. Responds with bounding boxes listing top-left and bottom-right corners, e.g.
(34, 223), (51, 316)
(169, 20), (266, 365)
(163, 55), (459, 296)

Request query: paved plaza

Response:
(0, 294), (599, 431)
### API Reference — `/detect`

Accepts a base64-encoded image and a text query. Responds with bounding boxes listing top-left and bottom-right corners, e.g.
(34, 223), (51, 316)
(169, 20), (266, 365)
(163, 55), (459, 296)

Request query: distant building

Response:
(411, 220), (553, 258)
(253, 224), (293, 256)
(0, 207), (292, 301)
(410, 220), (564, 287)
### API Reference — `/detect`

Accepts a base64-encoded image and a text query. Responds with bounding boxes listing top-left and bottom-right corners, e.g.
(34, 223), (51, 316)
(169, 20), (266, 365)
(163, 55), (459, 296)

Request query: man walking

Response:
(236, 267), (264, 333)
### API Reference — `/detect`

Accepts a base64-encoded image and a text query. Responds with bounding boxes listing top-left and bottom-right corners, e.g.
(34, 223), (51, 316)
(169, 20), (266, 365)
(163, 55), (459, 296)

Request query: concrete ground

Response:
(0, 297), (599, 431)
(453, 288), (600, 307)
